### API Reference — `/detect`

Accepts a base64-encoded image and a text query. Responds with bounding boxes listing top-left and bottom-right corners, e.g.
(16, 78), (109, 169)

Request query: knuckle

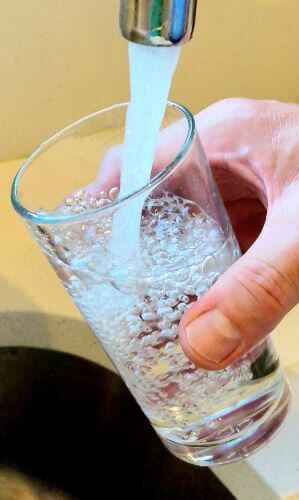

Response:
(233, 257), (297, 313)
(103, 145), (121, 162)
(218, 97), (256, 115)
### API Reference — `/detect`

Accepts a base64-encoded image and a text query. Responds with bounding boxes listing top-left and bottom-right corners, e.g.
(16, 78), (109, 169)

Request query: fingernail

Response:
(185, 310), (241, 364)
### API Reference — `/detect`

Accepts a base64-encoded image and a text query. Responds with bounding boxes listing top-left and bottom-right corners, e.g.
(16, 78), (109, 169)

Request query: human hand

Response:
(179, 98), (299, 370)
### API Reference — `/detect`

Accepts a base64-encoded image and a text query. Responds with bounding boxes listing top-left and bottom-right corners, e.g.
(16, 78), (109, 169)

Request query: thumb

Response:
(179, 200), (299, 371)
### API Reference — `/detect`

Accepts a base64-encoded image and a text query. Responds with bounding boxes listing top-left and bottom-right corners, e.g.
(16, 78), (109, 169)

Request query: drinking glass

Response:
(11, 102), (290, 466)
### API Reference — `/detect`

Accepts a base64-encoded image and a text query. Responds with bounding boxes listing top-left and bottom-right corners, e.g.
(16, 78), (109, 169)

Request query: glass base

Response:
(160, 381), (291, 466)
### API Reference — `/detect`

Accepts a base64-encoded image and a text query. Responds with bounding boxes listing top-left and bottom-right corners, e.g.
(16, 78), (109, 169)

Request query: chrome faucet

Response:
(119, 0), (197, 47)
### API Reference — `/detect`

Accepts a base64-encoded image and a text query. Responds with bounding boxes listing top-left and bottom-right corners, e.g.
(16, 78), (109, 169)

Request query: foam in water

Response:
(111, 42), (180, 258)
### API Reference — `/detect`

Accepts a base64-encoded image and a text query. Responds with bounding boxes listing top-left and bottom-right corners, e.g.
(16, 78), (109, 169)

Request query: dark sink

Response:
(0, 347), (234, 499)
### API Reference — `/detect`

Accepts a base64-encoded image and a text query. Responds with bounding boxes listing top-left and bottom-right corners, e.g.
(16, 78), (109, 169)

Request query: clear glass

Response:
(12, 102), (290, 466)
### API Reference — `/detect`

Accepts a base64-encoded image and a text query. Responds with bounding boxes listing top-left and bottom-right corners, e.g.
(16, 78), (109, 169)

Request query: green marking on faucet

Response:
(150, 0), (164, 37)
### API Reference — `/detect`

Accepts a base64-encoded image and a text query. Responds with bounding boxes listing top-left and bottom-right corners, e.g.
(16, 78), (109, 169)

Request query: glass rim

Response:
(11, 100), (195, 225)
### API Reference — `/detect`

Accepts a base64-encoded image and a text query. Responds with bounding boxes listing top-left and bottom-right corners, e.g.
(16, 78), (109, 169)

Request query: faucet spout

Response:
(119, 0), (197, 47)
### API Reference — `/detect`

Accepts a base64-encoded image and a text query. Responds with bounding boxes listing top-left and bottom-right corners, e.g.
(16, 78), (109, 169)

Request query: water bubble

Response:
(165, 298), (178, 307)
(157, 306), (173, 316)
(109, 187), (119, 201)
(141, 312), (157, 321)
(177, 302), (187, 313)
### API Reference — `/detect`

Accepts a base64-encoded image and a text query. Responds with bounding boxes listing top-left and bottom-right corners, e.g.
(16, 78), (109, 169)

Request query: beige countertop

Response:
(1, 157), (299, 499)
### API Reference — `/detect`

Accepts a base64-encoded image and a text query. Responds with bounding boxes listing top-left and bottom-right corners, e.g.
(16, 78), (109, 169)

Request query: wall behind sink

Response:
(1, 0), (298, 161)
